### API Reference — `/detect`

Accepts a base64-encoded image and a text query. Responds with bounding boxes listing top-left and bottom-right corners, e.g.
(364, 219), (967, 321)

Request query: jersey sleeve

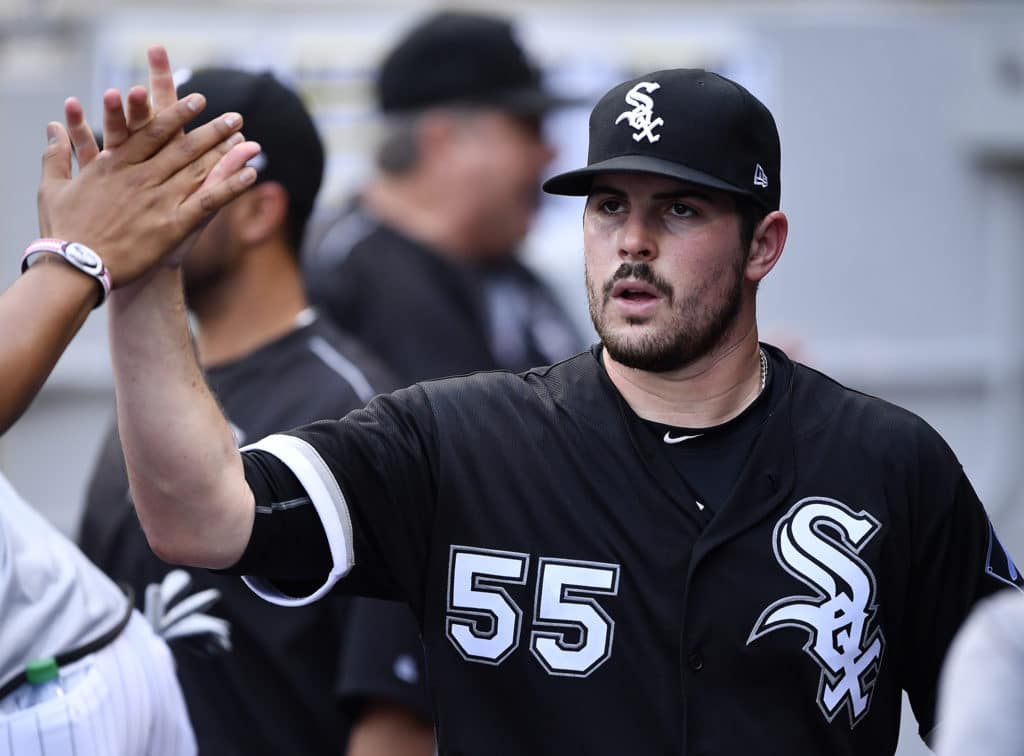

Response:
(901, 456), (1023, 739)
(240, 384), (440, 616)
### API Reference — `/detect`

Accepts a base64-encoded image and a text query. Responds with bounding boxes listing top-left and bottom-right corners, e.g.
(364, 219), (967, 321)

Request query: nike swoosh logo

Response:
(663, 431), (703, 444)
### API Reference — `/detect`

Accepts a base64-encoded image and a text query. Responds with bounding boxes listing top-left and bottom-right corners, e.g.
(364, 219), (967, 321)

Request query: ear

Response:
(418, 111), (465, 161)
(234, 181), (289, 246)
(745, 210), (788, 284)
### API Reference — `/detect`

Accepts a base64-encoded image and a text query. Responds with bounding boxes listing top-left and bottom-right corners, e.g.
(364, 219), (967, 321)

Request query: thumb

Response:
(40, 122), (72, 182)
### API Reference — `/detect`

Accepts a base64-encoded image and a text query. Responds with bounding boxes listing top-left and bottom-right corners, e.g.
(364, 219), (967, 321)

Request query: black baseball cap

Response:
(543, 69), (781, 211)
(176, 67), (324, 243)
(377, 11), (570, 115)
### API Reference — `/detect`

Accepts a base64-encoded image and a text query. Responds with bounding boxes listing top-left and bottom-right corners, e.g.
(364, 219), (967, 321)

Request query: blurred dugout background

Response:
(2, 2), (1023, 753)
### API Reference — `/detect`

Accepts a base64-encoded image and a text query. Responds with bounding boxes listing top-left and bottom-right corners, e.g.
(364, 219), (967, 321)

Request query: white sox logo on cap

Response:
(615, 82), (663, 144)
(543, 68), (782, 211)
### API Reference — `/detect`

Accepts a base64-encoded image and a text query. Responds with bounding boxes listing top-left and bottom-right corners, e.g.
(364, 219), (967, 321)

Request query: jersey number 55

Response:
(445, 545), (621, 678)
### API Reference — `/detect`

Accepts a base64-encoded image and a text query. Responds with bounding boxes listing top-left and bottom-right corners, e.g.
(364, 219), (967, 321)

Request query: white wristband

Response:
(20, 238), (112, 308)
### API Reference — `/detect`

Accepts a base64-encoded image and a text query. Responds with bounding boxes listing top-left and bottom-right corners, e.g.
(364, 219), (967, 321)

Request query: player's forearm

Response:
(0, 258), (98, 434)
(108, 265), (253, 568)
(346, 703), (436, 756)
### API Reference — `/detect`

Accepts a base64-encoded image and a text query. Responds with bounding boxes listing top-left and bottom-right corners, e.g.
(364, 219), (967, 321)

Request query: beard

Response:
(182, 224), (234, 307)
(587, 255), (746, 373)
(182, 262), (230, 310)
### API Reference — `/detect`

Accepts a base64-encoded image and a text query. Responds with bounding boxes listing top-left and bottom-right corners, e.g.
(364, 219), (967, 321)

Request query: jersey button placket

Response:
(688, 651), (704, 672)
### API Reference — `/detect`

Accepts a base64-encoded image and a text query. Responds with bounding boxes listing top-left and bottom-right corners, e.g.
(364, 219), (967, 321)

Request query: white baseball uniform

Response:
(0, 473), (196, 755)
(935, 589), (1024, 755)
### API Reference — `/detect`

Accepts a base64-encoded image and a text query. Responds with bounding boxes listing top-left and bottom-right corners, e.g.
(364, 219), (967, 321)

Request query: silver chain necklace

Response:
(759, 347), (768, 394)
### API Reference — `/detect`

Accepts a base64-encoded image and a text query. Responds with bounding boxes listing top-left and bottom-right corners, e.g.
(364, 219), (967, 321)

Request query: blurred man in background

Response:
(77, 67), (397, 756)
(304, 10), (581, 382)
(303, 12), (584, 753)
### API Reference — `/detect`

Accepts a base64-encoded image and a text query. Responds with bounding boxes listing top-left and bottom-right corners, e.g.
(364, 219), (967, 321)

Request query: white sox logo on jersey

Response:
(748, 497), (885, 728)
(615, 82), (664, 143)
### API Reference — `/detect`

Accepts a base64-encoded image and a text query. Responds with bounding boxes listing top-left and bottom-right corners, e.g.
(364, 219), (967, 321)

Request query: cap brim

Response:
(542, 154), (751, 198)
(490, 87), (585, 114)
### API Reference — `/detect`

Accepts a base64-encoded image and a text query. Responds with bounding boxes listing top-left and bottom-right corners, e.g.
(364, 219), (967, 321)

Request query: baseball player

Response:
(77, 66), (399, 756)
(102, 62), (1020, 755)
(0, 72), (258, 755)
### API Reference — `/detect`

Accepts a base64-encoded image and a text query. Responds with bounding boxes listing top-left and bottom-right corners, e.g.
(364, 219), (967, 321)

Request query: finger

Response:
(178, 163), (258, 230)
(125, 85), (154, 132)
(158, 144), (258, 265)
(162, 139), (258, 268)
(40, 121), (72, 182)
(197, 138), (259, 190)
(147, 45), (178, 112)
(101, 88), (130, 150)
(162, 136), (255, 204)
(64, 97), (100, 168)
(116, 93), (211, 164)
(144, 109), (243, 181)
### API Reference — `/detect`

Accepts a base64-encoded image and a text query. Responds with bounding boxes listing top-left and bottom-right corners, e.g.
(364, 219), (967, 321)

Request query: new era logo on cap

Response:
(543, 68), (781, 211)
(754, 163), (769, 188)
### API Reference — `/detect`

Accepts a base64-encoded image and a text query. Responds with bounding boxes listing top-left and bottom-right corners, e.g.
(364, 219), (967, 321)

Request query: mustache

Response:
(602, 263), (674, 302)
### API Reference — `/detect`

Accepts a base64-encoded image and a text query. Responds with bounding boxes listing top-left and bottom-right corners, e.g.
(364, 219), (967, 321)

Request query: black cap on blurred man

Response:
(376, 10), (570, 115)
(177, 67), (324, 252)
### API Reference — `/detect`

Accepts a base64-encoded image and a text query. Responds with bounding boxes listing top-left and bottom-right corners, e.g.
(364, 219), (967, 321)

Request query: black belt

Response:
(0, 587), (134, 701)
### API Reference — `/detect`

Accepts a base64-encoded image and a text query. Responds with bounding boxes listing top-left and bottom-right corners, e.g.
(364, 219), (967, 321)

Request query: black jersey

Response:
(78, 314), (396, 756)
(239, 344), (1021, 755)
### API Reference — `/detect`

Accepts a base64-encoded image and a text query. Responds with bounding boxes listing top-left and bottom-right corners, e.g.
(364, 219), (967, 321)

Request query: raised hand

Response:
(65, 45), (179, 166)
(40, 85), (261, 288)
